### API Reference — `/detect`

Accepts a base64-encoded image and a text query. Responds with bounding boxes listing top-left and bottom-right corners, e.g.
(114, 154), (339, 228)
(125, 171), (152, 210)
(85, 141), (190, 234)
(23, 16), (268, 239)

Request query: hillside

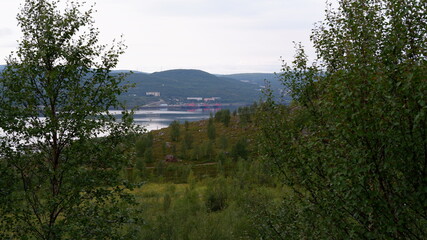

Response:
(219, 73), (279, 87)
(120, 69), (263, 107)
(127, 108), (279, 239)
(131, 107), (259, 182)
(0, 65), (282, 107)
(219, 73), (288, 101)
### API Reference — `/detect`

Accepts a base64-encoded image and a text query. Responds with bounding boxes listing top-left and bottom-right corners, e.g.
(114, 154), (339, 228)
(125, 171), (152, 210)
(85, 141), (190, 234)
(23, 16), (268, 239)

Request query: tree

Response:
(231, 138), (248, 161)
(135, 132), (153, 157)
(207, 117), (216, 140)
(238, 106), (252, 125)
(180, 140), (188, 159)
(183, 131), (194, 150)
(184, 120), (190, 131)
(135, 156), (146, 172)
(169, 120), (180, 142)
(144, 147), (154, 163)
(214, 109), (231, 127)
(219, 135), (228, 151)
(258, 0), (427, 239)
(0, 0), (140, 239)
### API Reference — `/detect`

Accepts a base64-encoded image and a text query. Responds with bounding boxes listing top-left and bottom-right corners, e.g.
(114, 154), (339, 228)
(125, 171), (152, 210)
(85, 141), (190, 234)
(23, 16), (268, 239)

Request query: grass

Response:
(128, 177), (283, 240)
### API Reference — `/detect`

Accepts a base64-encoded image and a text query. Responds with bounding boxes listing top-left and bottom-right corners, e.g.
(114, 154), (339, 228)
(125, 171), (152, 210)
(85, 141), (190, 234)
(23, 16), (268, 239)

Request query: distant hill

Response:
(120, 69), (263, 107)
(111, 70), (148, 74)
(0, 65), (286, 107)
(219, 73), (279, 86)
(219, 72), (287, 102)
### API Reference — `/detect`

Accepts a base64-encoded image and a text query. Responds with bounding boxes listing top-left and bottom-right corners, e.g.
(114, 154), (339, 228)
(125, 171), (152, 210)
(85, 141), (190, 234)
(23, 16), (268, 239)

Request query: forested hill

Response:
(117, 69), (270, 107)
(218, 73), (281, 89)
(0, 65), (280, 107)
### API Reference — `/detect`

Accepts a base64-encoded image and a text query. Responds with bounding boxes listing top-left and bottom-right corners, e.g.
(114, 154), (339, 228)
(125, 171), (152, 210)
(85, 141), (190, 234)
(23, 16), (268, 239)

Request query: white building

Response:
(187, 97), (203, 101)
(146, 92), (161, 97)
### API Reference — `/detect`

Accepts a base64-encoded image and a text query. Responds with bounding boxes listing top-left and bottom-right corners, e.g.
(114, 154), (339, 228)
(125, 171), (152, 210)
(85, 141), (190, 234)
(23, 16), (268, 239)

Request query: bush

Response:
(135, 132), (153, 157)
(135, 157), (145, 171)
(204, 177), (229, 212)
(214, 109), (231, 127)
(231, 138), (248, 161)
(144, 147), (154, 163)
(207, 118), (216, 140)
(219, 135), (228, 151)
(183, 132), (194, 150)
(169, 120), (180, 142)
(184, 120), (190, 131)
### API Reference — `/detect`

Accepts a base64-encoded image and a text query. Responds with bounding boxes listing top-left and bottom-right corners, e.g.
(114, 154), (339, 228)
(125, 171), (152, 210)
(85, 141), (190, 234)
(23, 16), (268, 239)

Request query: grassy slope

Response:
(123, 112), (289, 239)
(127, 112), (258, 183)
(147, 114), (257, 165)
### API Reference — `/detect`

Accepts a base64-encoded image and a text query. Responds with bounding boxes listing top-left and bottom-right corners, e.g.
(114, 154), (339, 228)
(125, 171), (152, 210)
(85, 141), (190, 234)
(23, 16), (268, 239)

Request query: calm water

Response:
(0, 107), (237, 139)
(112, 107), (236, 131)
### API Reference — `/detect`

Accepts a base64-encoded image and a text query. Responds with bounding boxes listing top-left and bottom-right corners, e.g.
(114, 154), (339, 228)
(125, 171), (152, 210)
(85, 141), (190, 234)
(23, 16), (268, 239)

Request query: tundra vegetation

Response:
(1, 0), (426, 239)
(127, 0), (427, 239)
(122, 106), (276, 239)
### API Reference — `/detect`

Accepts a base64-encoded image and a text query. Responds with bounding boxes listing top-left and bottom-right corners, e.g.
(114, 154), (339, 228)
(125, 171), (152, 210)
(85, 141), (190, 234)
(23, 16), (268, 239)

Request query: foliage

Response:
(135, 132), (153, 157)
(231, 138), (249, 161)
(0, 0), (140, 239)
(219, 135), (228, 151)
(196, 140), (215, 161)
(125, 109), (277, 239)
(169, 120), (181, 142)
(258, 0), (427, 239)
(0, 159), (18, 239)
(180, 140), (189, 159)
(140, 107), (257, 168)
(183, 131), (194, 150)
(133, 181), (260, 240)
(207, 117), (216, 140)
(180, 131), (194, 160)
(144, 147), (154, 163)
(237, 103), (257, 125)
(214, 109), (231, 127)
(134, 108), (258, 181)
(204, 176), (229, 212)
(135, 156), (146, 172)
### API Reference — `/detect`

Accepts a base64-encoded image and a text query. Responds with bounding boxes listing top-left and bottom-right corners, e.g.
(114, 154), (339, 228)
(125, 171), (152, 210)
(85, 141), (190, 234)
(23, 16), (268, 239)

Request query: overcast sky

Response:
(0, 0), (335, 74)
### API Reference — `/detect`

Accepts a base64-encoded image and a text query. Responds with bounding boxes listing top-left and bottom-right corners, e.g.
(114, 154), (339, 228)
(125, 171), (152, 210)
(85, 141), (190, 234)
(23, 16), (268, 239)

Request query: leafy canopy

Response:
(0, 0), (140, 239)
(258, 0), (427, 239)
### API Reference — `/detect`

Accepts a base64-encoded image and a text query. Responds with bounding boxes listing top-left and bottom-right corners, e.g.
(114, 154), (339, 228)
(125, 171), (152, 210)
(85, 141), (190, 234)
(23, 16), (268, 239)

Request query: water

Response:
(111, 107), (236, 131)
(0, 107), (238, 140)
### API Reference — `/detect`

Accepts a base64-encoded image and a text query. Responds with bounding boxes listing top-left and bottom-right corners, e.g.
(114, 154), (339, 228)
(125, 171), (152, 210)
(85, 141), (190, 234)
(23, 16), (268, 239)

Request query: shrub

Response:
(204, 177), (229, 212)
(207, 118), (216, 140)
(231, 138), (248, 161)
(169, 120), (181, 142)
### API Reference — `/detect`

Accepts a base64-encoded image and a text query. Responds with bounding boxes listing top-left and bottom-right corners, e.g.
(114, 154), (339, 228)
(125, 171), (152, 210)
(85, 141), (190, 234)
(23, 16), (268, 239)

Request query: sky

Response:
(0, 0), (335, 74)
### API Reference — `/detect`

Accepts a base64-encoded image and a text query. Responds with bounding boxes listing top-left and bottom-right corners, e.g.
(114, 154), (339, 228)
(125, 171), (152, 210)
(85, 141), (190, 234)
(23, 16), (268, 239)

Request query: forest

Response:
(0, 0), (426, 239)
